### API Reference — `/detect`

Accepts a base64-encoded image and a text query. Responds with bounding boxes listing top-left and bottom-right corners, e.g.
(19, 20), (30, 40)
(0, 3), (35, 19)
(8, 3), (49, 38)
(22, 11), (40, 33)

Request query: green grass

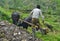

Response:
(0, 7), (12, 22)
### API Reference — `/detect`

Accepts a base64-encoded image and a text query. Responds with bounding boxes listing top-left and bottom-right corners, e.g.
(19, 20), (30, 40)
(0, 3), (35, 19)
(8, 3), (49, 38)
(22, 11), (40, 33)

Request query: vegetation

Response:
(0, 0), (60, 41)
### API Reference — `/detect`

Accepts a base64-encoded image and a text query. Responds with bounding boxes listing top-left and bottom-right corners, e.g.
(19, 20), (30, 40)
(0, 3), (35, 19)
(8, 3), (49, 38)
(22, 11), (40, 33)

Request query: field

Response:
(0, 6), (60, 41)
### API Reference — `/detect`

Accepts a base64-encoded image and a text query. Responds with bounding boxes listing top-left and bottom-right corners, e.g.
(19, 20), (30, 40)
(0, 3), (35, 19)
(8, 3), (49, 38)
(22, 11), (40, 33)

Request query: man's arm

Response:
(39, 10), (44, 23)
(29, 10), (33, 16)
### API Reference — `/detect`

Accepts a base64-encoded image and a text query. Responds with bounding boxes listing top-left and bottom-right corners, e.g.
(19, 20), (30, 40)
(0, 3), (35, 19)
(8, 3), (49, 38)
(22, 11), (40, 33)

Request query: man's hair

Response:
(36, 5), (40, 9)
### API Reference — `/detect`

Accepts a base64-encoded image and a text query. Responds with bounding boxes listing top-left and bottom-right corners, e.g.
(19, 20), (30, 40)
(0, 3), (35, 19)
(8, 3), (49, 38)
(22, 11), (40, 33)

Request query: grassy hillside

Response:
(0, 0), (60, 41)
(0, 7), (60, 41)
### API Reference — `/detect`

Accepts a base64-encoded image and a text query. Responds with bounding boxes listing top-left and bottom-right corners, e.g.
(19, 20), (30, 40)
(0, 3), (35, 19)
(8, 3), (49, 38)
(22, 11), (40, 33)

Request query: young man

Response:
(30, 5), (44, 40)
(30, 5), (44, 30)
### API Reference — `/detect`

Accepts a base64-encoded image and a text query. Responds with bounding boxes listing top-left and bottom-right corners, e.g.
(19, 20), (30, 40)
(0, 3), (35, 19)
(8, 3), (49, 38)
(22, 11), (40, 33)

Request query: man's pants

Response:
(32, 18), (41, 30)
(31, 18), (41, 41)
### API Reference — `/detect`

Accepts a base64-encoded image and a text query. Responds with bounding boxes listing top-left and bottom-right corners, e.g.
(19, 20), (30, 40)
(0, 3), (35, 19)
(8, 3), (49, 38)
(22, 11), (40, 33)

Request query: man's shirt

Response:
(30, 8), (44, 19)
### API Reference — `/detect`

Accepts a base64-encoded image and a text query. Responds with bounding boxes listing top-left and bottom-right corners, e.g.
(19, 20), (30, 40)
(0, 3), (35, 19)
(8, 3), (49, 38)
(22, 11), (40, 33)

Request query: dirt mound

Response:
(0, 21), (42, 41)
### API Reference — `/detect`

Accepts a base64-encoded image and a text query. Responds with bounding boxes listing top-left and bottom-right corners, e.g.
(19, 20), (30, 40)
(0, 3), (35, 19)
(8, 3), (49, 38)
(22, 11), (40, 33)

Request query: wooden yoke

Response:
(19, 19), (38, 28)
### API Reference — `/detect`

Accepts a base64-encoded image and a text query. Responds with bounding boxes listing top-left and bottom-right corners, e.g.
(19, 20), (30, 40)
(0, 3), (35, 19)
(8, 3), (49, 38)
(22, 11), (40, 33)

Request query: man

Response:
(30, 5), (44, 30)
(30, 5), (44, 40)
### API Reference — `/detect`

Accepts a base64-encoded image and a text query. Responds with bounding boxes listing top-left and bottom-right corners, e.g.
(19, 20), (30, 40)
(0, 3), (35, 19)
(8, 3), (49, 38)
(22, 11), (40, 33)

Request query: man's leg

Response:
(35, 19), (41, 31)
(31, 18), (36, 41)
(32, 27), (36, 41)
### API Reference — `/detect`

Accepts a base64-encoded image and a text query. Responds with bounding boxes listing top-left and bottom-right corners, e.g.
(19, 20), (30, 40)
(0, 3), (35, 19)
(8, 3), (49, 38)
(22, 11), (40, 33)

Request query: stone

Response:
(0, 21), (41, 41)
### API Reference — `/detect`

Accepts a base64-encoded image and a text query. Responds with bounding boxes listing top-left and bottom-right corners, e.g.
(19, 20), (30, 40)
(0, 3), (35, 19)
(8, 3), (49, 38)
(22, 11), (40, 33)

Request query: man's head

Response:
(36, 5), (40, 9)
